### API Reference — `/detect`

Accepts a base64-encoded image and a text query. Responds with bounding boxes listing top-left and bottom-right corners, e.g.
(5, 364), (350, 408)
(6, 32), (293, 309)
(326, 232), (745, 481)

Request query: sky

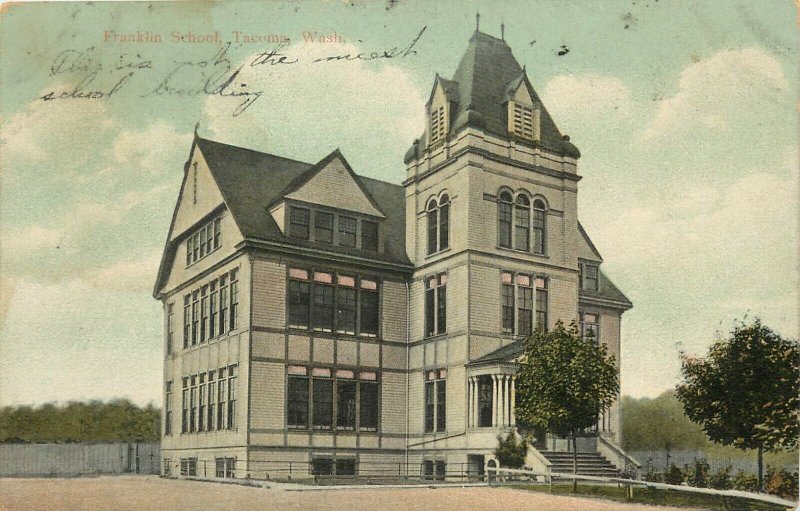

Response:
(0, 0), (797, 407)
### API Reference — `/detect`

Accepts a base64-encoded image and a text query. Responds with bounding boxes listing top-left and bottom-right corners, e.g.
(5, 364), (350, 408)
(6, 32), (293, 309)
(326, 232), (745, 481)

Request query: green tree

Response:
(620, 390), (708, 451)
(495, 433), (527, 469)
(515, 321), (619, 490)
(675, 318), (800, 492)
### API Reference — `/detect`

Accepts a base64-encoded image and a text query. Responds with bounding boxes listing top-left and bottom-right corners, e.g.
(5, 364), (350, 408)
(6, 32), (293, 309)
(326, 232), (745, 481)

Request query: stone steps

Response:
(539, 450), (619, 477)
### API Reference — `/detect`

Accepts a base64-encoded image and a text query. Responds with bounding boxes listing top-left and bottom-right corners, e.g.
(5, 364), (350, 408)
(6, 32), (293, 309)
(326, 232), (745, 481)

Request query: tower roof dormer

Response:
(406, 30), (580, 163)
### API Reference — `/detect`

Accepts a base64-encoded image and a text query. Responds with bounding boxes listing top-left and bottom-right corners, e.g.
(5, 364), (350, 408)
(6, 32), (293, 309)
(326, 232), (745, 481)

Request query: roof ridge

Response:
(196, 136), (312, 167)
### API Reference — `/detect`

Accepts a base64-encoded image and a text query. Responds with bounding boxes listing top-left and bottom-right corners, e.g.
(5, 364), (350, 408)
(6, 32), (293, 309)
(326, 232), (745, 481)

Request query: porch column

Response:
(491, 375), (498, 427)
(510, 376), (516, 426)
(500, 375), (508, 427)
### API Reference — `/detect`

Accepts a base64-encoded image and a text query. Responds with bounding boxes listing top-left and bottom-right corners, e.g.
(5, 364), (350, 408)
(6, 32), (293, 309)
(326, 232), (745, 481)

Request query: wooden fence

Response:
(0, 443), (160, 477)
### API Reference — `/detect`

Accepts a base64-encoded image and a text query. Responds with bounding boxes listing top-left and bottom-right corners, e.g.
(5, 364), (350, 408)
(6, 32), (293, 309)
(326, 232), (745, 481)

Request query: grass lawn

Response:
(511, 483), (793, 511)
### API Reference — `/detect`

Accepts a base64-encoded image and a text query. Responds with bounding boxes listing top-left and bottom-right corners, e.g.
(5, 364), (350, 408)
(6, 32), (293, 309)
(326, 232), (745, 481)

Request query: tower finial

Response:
(476, 10), (480, 31)
(501, 21), (505, 40)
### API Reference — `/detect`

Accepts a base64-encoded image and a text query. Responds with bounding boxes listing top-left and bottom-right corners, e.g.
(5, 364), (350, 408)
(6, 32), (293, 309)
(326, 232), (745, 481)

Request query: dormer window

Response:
(512, 103), (534, 139)
(580, 263), (599, 291)
(361, 221), (378, 252)
(314, 211), (334, 243)
(338, 216), (357, 248)
(289, 207), (310, 240)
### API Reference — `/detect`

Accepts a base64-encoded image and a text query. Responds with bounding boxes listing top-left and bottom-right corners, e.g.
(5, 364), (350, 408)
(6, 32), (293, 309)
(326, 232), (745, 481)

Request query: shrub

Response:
(664, 463), (685, 485)
(495, 433), (527, 469)
(764, 466), (799, 499)
(732, 469), (758, 492)
(708, 465), (733, 490)
(686, 458), (710, 488)
(643, 466), (663, 483)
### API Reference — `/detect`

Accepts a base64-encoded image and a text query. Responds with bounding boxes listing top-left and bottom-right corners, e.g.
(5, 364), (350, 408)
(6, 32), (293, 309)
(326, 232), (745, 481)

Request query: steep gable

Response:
(284, 150), (386, 218)
(577, 222), (604, 262)
(170, 144), (228, 241)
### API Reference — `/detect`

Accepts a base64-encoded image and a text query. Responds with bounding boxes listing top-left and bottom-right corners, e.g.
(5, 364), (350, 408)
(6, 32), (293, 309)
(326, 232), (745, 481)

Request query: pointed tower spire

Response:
(476, 10), (480, 31)
(501, 22), (505, 41)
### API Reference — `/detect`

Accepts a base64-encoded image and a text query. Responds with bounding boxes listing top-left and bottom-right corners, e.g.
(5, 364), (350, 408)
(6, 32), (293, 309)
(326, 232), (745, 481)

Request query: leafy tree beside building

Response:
(676, 318), (800, 491)
(515, 321), (619, 490)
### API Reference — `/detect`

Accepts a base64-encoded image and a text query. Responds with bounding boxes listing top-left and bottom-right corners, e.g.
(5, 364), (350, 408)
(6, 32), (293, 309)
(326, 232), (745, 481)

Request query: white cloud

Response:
(541, 73), (633, 120)
(202, 41), (426, 177)
(81, 251), (162, 292)
(111, 121), (192, 174)
(1, 89), (114, 166)
(639, 47), (789, 141)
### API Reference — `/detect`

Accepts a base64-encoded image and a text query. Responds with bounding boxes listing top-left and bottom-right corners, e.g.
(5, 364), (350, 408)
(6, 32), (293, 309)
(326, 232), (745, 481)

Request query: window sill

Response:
(186, 246), (223, 269)
(424, 246), (451, 259)
(287, 327), (380, 340)
(496, 245), (548, 258)
(181, 328), (240, 353)
(423, 332), (448, 341)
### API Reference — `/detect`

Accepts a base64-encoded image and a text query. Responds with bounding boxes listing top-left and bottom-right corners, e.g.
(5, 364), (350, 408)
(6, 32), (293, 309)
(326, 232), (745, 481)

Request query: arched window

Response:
(427, 194), (450, 255)
(532, 199), (546, 254)
(498, 192), (513, 248)
(438, 194), (450, 251)
(514, 195), (530, 251)
(427, 198), (438, 256)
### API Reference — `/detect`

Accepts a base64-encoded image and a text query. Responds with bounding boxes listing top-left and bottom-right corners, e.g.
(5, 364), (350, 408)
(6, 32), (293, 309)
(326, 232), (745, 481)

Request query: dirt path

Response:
(0, 476), (705, 511)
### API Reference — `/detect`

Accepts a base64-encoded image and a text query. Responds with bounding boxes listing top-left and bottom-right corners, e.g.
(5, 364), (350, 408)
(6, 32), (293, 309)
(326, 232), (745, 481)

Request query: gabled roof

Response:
(154, 136), (411, 296)
(416, 30), (579, 159)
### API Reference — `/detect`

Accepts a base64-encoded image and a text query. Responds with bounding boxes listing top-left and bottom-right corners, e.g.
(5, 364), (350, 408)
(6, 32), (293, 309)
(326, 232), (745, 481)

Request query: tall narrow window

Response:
(165, 381), (173, 436)
(436, 371), (447, 432)
(532, 199), (546, 254)
(312, 371), (333, 430)
(359, 373), (379, 431)
(198, 374), (206, 432)
(198, 227), (206, 259)
(517, 275), (533, 336)
(426, 199), (438, 255)
(498, 192), (513, 248)
(217, 368), (226, 430)
(312, 272), (334, 332)
(287, 366), (309, 429)
(200, 286), (208, 343)
(424, 375), (435, 433)
(191, 291), (199, 346)
(288, 269), (310, 329)
(535, 277), (548, 332)
(501, 272), (515, 333)
(314, 211), (334, 244)
(424, 369), (446, 432)
(338, 216), (357, 248)
(181, 378), (188, 433)
(514, 195), (530, 251)
(229, 269), (239, 331)
(361, 220), (378, 252)
(219, 276), (229, 335)
(336, 373), (357, 431)
(207, 372), (216, 431)
(424, 274), (447, 337)
(209, 281), (217, 338)
(429, 105), (446, 144)
(189, 375), (197, 432)
(183, 295), (190, 349)
(336, 278), (356, 335)
(436, 274), (447, 336)
(227, 365), (236, 429)
(359, 279), (379, 336)
(289, 207), (310, 239)
(166, 303), (174, 355)
(438, 195), (449, 251)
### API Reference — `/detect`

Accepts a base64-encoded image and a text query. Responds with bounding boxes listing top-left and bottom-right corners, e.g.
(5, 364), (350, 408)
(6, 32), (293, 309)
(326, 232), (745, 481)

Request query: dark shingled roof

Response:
(409, 31), (580, 160)
(470, 339), (526, 365)
(153, 136), (412, 295)
(196, 137), (411, 267)
(579, 270), (633, 309)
